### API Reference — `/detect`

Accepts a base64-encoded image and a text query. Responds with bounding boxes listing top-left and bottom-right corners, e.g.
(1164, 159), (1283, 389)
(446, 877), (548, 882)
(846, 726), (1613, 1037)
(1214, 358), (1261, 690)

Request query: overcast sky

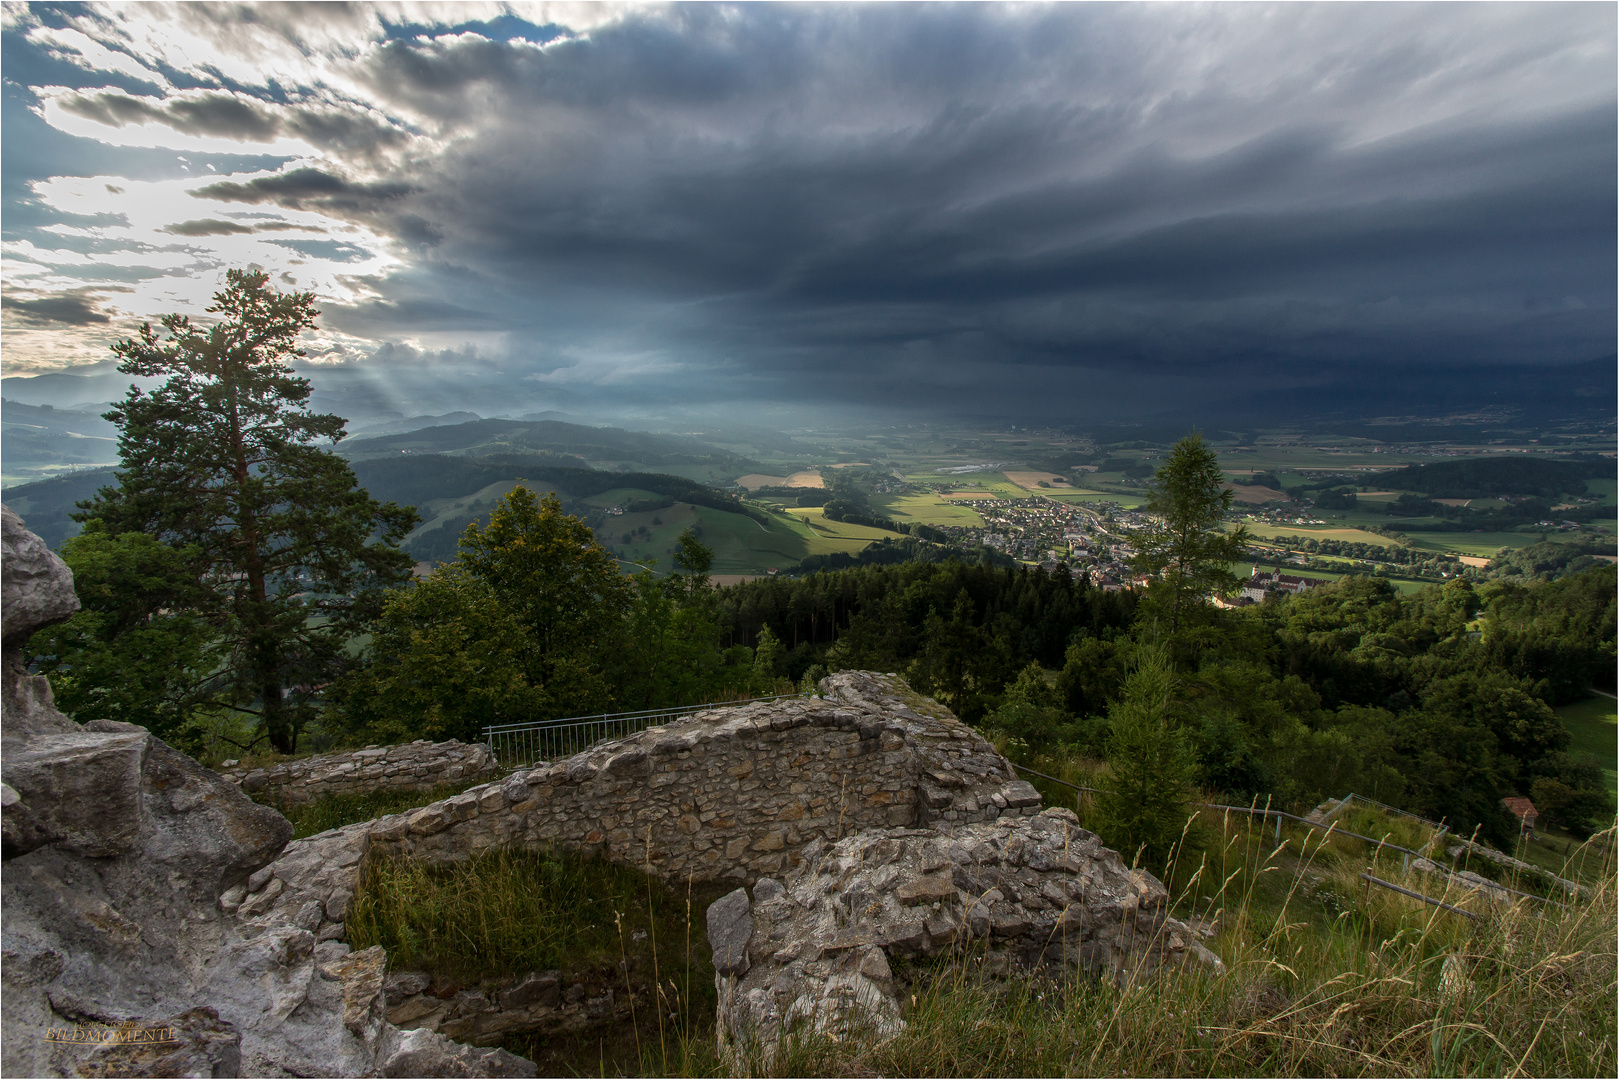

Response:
(3, 2), (1614, 423)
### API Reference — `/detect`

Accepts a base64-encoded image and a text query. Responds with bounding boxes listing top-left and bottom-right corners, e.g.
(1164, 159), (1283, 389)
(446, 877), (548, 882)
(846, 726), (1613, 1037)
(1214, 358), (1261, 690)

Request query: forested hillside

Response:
(339, 417), (759, 478)
(715, 562), (1616, 846)
(1357, 455), (1610, 498)
(348, 453), (770, 562)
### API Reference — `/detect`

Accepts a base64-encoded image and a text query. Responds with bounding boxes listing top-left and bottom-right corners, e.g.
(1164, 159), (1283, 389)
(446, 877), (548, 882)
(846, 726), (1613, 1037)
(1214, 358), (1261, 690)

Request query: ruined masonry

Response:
(225, 673), (1222, 1053)
(220, 739), (497, 807)
(709, 814), (1224, 1060)
(366, 670), (1043, 880)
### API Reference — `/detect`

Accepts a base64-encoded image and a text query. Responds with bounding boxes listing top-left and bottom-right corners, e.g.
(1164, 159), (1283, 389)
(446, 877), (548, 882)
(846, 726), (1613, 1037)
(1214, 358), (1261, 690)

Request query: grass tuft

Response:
(257, 782), (480, 839)
(346, 845), (724, 1076)
(724, 817), (1616, 1079)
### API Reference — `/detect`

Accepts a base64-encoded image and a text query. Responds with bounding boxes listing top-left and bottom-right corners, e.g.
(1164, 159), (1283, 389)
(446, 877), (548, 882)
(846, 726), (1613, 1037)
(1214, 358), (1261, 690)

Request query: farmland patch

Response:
(873, 494), (985, 527)
(1227, 483), (1291, 504)
(735, 471), (824, 490)
(1002, 470), (1074, 490)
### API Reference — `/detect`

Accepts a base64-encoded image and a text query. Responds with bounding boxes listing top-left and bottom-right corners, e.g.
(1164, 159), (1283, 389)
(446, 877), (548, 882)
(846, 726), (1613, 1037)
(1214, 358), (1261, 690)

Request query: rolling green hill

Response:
(1, 468), (116, 549)
(339, 418), (760, 483)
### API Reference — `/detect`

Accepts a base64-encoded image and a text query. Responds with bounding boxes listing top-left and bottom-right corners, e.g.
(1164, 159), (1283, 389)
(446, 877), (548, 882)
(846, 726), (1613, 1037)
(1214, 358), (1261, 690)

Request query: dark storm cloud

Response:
(192, 167), (413, 214)
(4, 291), (113, 326)
(8, 3), (1615, 420)
(54, 88), (410, 158)
(313, 3), (1612, 412)
(163, 217), (254, 236)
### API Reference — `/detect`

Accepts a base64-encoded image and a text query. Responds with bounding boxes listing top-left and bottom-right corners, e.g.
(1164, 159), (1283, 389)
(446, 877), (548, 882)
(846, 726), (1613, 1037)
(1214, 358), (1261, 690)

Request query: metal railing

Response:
(482, 693), (811, 769)
(1338, 792), (1449, 835)
(1009, 764), (1563, 910)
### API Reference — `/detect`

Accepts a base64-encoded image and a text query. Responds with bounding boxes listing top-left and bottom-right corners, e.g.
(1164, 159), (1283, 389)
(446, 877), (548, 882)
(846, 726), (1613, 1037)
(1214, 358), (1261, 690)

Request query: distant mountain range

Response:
(0, 414), (780, 559)
(1, 399), (121, 484)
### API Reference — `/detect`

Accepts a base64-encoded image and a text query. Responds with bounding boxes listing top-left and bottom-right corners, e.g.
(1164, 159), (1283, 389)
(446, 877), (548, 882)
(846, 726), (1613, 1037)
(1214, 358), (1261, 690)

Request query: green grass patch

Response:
(258, 783), (481, 840)
(349, 846), (723, 1075)
(725, 801), (1617, 1079)
(349, 846), (714, 982)
(1231, 522), (1404, 548)
(1403, 531), (1546, 557)
(871, 493), (985, 527)
(1557, 695), (1618, 792)
(606, 503), (816, 574)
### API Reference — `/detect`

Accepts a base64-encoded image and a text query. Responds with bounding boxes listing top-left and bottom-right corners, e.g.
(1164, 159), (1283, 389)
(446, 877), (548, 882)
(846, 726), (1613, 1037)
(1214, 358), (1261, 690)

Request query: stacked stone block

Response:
(219, 739), (498, 807)
(366, 672), (1040, 883)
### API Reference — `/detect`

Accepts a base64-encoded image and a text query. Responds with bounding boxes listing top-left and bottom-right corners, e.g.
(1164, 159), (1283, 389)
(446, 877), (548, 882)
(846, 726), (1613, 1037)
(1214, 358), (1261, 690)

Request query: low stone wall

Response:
(219, 739), (498, 807)
(1447, 840), (1586, 898)
(383, 970), (630, 1047)
(711, 812), (1225, 1059)
(366, 671), (1040, 884)
(226, 672), (1036, 947)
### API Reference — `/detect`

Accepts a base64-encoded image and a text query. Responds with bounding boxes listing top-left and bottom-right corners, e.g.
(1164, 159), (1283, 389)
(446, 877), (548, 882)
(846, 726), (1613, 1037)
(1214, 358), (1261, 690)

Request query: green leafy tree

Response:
(1421, 671), (1568, 780)
(1130, 432), (1249, 640)
(983, 661), (1074, 750)
(329, 484), (643, 740)
(618, 530), (727, 708)
(1093, 648), (1197, 866)
(27, 523), (217, 748)
(76, 269), (418, 752)
(324, 570), (546, 744)
(456, 485), (633, 709)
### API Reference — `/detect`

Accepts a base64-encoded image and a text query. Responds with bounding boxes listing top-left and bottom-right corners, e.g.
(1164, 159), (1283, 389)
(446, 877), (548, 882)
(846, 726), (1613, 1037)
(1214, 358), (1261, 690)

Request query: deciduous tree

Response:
(27, 523), (217, 748)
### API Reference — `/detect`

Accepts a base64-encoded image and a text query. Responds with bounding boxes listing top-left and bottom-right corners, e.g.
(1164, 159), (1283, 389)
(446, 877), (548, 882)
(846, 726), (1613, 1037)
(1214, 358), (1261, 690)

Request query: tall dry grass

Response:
(725, 819), (1616, 1078)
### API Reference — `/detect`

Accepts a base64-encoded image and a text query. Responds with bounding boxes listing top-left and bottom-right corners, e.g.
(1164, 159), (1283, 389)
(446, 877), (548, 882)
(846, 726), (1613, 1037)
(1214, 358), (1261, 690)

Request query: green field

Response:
(787, 507), (910, 546)
(1556, 694), (1618, 792)
(903, 470), (1029, 498)
(872, 493), (985, 527)
(1403, 531), (1548, 557)
(600, 502), (820, 574)
(1232, 521), (1404, 548)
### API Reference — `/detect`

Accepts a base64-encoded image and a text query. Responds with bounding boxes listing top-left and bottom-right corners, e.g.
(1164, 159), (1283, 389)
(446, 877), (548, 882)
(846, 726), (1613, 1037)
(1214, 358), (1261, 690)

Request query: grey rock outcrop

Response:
(0, 505), (536, 1078)
(712, 808), (1223, 1062)
(1, 504), (78, 651)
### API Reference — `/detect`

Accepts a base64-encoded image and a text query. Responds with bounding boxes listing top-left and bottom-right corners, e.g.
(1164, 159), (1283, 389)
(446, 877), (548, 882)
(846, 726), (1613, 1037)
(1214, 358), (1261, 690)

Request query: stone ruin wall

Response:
(218, 739), (497, 807)
(225, 672), (1049, 1047)
(363, 671), (1043, 884)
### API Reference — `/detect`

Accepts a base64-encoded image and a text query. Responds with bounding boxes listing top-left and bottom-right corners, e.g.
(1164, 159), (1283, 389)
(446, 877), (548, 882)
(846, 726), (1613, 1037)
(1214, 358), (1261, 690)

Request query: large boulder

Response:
(2, 505), (81, 740)
(712, 808), (1222, 1062)
(1, 504), (77, 649)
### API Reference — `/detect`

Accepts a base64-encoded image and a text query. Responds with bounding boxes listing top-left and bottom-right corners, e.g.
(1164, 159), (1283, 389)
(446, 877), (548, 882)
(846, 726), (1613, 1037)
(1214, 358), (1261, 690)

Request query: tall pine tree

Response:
(1130, 432), (1250, 641)
(79, 269), (417, 752)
